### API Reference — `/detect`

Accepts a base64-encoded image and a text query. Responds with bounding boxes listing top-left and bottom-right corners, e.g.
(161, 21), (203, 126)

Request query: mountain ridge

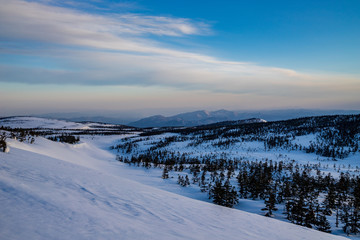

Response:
(129, 109), (256, 127)
(129, 109), (360, 128)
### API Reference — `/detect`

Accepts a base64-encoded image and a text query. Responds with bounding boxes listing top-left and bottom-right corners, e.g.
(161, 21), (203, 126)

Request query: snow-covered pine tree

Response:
(0, 135), (7, 152)
(209, 179), (238, 208)
(162, 166), (169, 179)
(262, 190), (278, 217)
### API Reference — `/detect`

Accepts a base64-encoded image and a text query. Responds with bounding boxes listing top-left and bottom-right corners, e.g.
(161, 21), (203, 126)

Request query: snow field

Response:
(0, 135), (349, 240)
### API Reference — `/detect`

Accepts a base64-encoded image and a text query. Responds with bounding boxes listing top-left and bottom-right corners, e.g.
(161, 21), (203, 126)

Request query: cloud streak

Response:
(0, 0), (359, 108)
(0, 0), (210, 53)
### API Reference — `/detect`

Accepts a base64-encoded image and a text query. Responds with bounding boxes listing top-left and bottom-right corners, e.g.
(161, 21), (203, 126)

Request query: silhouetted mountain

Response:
(129, 109), (360, 128)
(129, 110), (264, 127)
(32, 109), (360, 127)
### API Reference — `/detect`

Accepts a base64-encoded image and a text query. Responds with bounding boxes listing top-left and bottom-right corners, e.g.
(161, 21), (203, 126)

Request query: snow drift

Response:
(0, 135), (348, 240)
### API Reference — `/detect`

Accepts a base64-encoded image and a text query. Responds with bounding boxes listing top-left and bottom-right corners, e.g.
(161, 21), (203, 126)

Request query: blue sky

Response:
(66, 0), (360, 73)
(0, 0), (359, 116)
(141, 0), (360, 72)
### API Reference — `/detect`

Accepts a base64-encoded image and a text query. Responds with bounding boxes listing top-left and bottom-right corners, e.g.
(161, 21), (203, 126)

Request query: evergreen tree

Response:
(323, 184), (336, 215)
(261, 190), (278, 217)
(162, 166), (169, 179)
(0, 137), (6, 152)
(315, 213), (331, 233)
(199, 170), (208, 192)
(313, 203), (332, 233)
(209, 179), (238, 208)
(341, 202), (353, 235)
(177, 175), (184, 186)
(223, 179), (238, 208)
(349, 208), (360, 234)
(209, 179), (225, 206)
(304, 205), (316, 228)
(237, 170), (249, 199)
(288, 196), (307, 226)
(353, 177), (360, 209)
(185, 175), (190, 186)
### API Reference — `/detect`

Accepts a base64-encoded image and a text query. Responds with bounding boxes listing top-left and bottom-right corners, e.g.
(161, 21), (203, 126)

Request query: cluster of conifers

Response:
(116, 153), (360, 235)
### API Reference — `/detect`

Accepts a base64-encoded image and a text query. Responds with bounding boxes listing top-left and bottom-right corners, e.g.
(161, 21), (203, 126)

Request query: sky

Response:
(0, 0), (359, 117)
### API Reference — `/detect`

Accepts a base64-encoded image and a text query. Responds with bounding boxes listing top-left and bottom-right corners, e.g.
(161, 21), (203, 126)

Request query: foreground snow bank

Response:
(0, 138), (348, 240)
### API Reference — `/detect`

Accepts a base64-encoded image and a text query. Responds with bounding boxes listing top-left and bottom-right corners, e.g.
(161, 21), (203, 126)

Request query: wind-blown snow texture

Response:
(0, 116), (115, 129)
(0, 117), (350, 239)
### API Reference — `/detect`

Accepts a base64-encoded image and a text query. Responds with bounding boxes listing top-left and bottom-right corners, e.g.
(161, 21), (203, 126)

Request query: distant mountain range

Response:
(129, 110), (234, 128)
(129, 110), (241, 128)
(129, 109), (360, 128)
(28, 109), (360, 128)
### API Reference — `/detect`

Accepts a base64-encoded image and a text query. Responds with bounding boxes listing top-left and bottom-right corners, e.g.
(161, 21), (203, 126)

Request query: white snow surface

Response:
(0, 116), (115, 129)
(0, 136), (349, 240)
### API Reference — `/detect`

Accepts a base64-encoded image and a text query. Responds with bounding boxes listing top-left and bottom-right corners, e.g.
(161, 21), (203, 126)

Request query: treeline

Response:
(0, 128), (36, 144)
(0, 128), (38, 153)
(47, 134), (80, 144)
(138, 114), (360, 159)
(115, 151), (360, 235)
(0, 125), (137, 138)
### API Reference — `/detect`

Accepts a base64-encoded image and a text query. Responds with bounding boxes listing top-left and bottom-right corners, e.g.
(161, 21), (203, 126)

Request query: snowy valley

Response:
(1, 115), (359, 239)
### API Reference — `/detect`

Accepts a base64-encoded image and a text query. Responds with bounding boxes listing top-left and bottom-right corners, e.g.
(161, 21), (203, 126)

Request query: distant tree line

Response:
(138, 114), (360, 159)
(0, 128), (36, 145)
(47, 134), (80, 144)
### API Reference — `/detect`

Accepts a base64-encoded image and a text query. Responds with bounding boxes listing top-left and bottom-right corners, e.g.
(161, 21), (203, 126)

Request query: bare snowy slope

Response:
(0, 135), (348, 240)
(0, 116), (115, 129)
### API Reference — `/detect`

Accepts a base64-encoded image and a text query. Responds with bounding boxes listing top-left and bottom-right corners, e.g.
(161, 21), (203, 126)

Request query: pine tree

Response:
(0, 134), (6, 152)
(349, 208), (360, 234)
(290, 197), (307, 226)
(209, 179), (225, 206)
(344, 177), (360, 235)
(184, 175), (190, 186)
(177, 175), (190, 187)
(316, 214), (331, 233)
(353, 177), (360, 209)
(209, 179), (238, 208)
(314, 204), (332, 233)
(323, 184), (336, 215)
(285, 198), (295, 222)
(177, 175), (184, 186)
(199, 170), (208, 192)
(237, 170), (249, 199)
(304, 205), (316, 228)
(162, 166), (169, 179)
(223, 179), (238, 208)
(341, 202), (351, 235)
(262, 191), (278, 217)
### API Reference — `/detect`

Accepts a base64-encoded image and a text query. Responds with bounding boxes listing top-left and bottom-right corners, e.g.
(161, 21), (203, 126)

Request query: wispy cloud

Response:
(0, 0), (359, 106)
(0, 0), (209, 48)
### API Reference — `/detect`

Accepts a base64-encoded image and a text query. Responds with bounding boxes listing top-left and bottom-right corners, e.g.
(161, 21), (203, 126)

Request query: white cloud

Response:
(0, 0), (359, 107)
(0, 0), (209, 51)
